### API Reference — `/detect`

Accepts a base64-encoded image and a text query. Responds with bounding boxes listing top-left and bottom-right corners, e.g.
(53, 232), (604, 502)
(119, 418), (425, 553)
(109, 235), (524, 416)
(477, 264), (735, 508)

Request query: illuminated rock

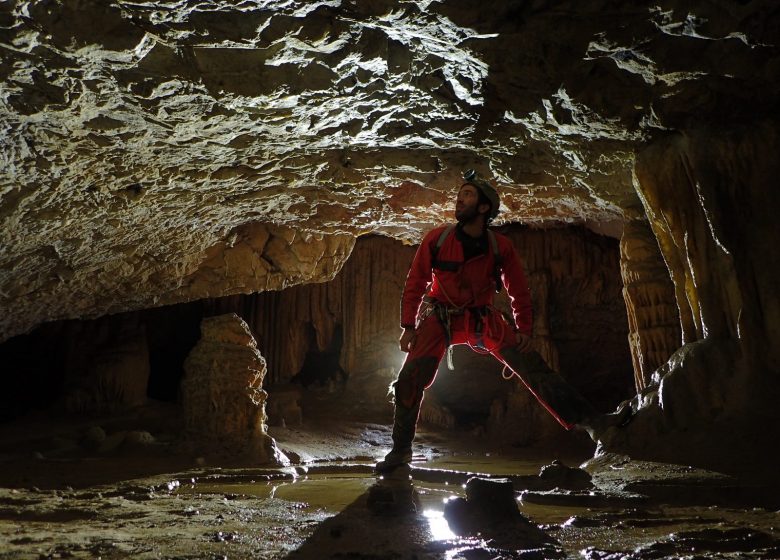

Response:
(181, 313), (280, 463)
(3, 1), (776, 345)
(620, 214), (681, 390)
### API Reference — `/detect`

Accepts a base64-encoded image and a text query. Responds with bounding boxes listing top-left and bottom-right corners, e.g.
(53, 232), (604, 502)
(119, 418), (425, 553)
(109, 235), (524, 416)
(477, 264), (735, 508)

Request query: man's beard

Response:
(456, 203), (479, 223)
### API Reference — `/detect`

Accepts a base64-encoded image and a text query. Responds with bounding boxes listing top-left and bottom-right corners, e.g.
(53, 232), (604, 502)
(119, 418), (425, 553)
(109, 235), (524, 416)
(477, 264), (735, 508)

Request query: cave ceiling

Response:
(1, 0), (778, 340)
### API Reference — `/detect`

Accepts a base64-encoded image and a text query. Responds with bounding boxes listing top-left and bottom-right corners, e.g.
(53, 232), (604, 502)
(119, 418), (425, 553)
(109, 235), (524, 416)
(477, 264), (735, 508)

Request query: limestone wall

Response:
(619, 214), (681, 391)
(0, 222), (355, 343)
(606, 121), (780, 470)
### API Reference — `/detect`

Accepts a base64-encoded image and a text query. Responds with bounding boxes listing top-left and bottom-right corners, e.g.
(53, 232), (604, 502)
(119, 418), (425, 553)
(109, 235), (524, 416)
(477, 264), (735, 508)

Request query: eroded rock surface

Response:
(2, 0), (778, 343)
(602, 124), (780, 472)
(1, 0), (779, 474)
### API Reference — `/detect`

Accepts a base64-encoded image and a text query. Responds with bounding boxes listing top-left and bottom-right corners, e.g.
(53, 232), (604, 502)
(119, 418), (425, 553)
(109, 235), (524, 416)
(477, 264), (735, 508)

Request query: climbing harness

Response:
(430, 224), (504, 294)
(424, 298), (510, 372)
(418, 223), (527, 373)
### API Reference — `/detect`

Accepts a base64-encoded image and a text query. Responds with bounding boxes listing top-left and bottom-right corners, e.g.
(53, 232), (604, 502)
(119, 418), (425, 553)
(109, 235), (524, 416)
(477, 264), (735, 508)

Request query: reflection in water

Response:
(422, 507), (456, 540)
(181, 465), (780, 559)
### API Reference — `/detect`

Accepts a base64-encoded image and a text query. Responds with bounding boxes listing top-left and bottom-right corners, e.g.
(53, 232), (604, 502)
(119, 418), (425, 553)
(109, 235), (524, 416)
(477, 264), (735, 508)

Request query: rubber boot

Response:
(375, 401), (421, 474)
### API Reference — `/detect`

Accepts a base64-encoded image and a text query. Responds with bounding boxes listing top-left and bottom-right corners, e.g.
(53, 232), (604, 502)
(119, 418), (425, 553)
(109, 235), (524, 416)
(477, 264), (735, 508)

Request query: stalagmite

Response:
(181, 313), (281, 463)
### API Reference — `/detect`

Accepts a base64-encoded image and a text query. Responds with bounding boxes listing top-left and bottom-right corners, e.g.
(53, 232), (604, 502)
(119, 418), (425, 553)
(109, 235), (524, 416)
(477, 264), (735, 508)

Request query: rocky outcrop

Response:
(604, 122), (780, 471)
(0, 219), (354, 343)
(443, 477), (560, 554)
(181, 313), (280, 463)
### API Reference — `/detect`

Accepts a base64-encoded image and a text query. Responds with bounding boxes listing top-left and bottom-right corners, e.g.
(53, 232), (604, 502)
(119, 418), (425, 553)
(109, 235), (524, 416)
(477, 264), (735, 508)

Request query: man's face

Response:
(455, 184), (487, 222)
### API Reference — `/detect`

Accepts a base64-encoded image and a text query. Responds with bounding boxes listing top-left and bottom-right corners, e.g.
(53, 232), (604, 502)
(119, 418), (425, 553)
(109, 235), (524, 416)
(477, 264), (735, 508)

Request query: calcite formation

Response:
(209, 227), (633, 445)
(181, 312), (278, 462)
(606, 123), (780, 469)
(620, 214), (681, 391)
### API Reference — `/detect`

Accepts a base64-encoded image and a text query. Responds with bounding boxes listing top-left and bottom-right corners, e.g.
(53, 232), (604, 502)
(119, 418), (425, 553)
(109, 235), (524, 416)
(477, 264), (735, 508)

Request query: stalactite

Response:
(498, 226), (632, 409)
(620, 215), (681, 391)
(601, 122), (780, 470)
(206, 236), (416, 385)
(634, 122), (779, 378)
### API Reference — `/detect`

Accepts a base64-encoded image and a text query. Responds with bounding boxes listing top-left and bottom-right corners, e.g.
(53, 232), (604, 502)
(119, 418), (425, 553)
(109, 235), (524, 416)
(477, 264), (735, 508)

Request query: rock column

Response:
(181, 313), (279, 463)
(607, 122), (780, 469)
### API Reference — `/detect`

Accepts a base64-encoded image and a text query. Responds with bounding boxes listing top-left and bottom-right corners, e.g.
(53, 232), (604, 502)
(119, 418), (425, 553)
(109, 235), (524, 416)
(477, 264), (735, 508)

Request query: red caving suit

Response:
(394, 224), (596, 431)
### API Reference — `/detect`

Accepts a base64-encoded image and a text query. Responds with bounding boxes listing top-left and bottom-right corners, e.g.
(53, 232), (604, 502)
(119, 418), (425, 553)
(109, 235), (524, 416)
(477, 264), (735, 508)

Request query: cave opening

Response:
(291, 323), (347, 391)
(144, 303), (204, 402)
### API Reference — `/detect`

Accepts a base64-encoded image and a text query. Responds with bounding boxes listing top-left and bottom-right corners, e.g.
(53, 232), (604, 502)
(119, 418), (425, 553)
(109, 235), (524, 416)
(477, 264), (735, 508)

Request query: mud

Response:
(0, 403), (778, 559)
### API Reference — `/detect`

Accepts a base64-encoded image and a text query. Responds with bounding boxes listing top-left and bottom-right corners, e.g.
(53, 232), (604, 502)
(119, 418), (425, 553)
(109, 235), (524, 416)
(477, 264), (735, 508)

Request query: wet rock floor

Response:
(0, 411), (778, 559)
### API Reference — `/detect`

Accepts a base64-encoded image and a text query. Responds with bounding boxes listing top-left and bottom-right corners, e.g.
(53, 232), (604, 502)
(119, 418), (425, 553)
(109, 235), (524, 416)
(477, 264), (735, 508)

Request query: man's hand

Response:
(514, 332), (533, 353)
(399, 327), (417, 353)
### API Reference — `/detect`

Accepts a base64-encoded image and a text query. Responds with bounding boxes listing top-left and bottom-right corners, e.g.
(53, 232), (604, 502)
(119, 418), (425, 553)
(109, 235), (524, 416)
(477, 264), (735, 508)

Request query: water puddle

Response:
(178, 459), (780, 558)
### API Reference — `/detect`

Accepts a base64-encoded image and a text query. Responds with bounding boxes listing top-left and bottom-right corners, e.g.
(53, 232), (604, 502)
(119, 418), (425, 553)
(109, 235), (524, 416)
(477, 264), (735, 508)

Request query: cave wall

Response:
(605, 121), (780, 470)
(1, 222), (634, 447)
(0, 221), (355, 342)
(0, 300), (205, 417)
(205, 235), (417, 390)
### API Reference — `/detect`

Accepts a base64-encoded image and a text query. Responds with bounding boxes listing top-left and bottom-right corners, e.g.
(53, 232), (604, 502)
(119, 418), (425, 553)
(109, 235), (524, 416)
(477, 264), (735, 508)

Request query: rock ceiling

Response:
(1, 0), (778, 340)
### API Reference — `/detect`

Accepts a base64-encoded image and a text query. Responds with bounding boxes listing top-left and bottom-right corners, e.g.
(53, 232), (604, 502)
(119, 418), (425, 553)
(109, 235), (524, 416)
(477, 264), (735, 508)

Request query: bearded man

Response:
(376, 170), (631, 473)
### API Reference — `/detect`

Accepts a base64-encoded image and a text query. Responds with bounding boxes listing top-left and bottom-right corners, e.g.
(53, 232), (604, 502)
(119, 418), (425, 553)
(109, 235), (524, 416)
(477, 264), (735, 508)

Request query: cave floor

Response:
(0, 398), (778, 559)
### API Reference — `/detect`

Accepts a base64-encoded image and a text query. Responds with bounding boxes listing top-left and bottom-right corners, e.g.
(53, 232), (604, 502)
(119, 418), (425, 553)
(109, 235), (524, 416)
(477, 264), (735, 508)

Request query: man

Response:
(376, 170), (631, 473)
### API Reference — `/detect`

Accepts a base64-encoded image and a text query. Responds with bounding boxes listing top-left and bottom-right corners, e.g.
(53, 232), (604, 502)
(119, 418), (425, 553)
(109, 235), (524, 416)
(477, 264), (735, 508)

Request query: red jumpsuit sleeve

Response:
(400, 229), (438, 328)
(500, 240), (533, 336)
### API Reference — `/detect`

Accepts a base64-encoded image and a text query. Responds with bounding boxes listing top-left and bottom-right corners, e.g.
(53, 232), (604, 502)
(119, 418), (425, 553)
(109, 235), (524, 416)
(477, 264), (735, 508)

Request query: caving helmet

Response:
(462, 169), (500, 220)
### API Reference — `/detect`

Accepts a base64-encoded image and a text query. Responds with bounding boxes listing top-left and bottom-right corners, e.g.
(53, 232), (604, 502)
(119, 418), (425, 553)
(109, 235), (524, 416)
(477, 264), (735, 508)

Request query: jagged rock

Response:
(0, 0), (778, 474)
(537, 460), (593, 491)
(603, 123), (780, 469)
(205, 236), (417, 389)
(181, 313), (279, 463)
(2, 1), (777, 347)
